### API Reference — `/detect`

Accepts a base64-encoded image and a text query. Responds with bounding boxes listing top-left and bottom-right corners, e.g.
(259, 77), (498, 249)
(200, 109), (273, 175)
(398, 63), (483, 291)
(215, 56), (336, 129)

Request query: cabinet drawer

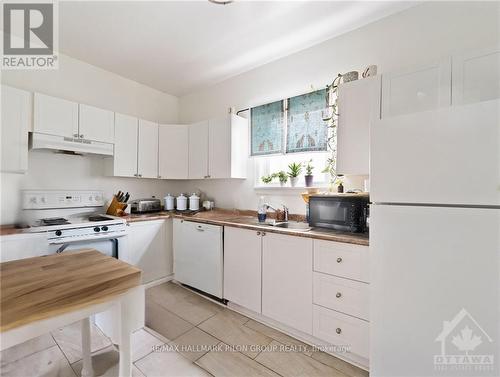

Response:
(313, 305), (369, 359)
(313, 240), (369, 282)
(313, 272), (369, 320)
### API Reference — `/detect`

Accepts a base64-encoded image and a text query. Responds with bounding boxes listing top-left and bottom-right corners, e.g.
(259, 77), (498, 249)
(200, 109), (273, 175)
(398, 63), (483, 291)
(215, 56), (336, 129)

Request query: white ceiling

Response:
(59, 1), (416, 96)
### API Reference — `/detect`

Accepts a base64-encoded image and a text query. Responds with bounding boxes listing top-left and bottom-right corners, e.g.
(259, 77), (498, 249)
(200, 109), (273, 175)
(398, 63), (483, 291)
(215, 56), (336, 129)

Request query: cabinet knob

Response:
(261, 232), (266, 236)
(73, 133), (78, 138)
(336, 292), (342, 298)
(336, 257), (342, 263)
(336, 328), (342, 334)
(138, 174), (142, 178)
(256, 231), (261, 236)
(79, 134), (84, 138)
(157, 175), (161, 179)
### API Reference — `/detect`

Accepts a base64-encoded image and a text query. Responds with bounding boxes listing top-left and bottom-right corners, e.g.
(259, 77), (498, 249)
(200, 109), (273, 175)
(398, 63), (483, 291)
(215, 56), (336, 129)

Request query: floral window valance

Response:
(250, 100), (284, 156)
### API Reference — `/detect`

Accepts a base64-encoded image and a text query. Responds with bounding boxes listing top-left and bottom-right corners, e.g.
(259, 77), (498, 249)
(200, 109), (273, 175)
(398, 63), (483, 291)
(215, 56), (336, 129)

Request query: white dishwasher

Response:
(173, 219), (223, 298)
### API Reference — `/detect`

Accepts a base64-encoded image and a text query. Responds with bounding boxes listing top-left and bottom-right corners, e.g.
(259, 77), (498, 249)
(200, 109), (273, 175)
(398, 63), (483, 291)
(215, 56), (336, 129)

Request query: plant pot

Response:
(280, 181), (286, 187)
(305, 175), (314, 187)
(290, 177), (298, 187)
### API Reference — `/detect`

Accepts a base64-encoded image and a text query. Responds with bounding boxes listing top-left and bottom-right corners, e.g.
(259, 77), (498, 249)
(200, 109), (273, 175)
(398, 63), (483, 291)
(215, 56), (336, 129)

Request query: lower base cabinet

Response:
(262, 233), (313, 335)
(125, 219), (172, 284)
(0, 233), (49, 262)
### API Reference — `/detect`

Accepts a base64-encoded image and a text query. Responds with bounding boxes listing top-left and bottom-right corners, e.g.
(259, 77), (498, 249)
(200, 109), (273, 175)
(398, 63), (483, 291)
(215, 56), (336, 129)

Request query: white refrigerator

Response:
(370, 99), (499, 376)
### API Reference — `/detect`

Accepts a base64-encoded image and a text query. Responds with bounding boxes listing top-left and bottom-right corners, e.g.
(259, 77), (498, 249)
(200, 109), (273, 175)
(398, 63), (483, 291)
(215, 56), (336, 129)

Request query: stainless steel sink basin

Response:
(271, 222), (311, 231)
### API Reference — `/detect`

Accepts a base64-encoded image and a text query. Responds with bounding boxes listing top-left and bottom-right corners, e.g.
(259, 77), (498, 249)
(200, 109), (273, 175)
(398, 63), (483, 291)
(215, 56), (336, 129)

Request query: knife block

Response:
(106, 196), (127, 216)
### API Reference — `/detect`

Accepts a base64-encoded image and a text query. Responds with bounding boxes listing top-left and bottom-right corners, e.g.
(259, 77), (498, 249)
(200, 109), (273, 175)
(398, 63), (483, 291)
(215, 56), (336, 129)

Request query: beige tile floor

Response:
(0, 282), (369, 377)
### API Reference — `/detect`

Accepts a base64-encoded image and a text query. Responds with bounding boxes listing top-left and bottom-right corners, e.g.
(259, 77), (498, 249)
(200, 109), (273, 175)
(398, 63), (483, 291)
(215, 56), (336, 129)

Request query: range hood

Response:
(30, 133), (113, 156)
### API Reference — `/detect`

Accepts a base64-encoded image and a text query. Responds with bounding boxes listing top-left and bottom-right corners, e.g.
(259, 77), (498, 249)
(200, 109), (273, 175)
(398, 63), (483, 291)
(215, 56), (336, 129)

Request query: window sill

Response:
(254, 185), (328, 195)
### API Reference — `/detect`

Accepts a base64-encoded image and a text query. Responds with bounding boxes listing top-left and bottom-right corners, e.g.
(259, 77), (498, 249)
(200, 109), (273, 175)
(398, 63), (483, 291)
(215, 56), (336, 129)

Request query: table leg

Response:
(118, 300), (132, 377)
(81, 317), (94, 377)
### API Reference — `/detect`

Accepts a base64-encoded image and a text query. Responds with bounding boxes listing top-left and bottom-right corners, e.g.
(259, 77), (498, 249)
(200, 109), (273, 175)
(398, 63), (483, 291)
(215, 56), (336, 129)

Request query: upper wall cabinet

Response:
(336, 76), (380, 176)
(188, 114), (248, 179)
(381, 57), (451, 119)
(452, 46), (500, 105)
(1, 85), (31, 173)
(78, 104), (114, 143)
(137, 119), (159, 179)
(109, 113), (138, 178)
(159, 125), (188, 179)
(34, 93), (79, 138)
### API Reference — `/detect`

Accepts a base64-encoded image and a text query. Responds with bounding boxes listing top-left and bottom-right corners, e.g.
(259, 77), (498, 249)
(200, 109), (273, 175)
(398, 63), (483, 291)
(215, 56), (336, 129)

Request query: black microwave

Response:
(308, 193), (369, 233)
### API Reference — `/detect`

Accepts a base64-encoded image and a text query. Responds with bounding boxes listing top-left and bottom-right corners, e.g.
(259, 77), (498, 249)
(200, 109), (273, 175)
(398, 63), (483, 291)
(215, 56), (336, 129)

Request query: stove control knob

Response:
(94, 227), (100, 232)
(101, 226), (108, 231)
(55, 230), (62, 236)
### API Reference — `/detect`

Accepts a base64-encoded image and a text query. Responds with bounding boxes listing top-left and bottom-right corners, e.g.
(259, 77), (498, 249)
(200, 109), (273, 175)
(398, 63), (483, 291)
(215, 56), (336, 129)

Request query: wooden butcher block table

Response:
(0, 249), (143, 377)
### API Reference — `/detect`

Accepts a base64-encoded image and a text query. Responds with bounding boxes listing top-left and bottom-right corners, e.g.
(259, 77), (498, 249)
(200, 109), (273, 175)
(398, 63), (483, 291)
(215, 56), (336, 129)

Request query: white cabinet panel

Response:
(34, 92), (79, 138)
(336, 76), (380, 175)
(126, 220), (172, 284)
(262, 233), (313, 334)
(1, 85), (31, 173)
(371, 99), (500, 206)
(381, 58), (451, 119)
(313, 305), (369, 359)
(313, 240), (369, 283)
(223, 227), (262, 313)
(0, 233), (49, 262)
(159, 125), (188, 179)
(112, 113), (138, 177)
(188, 121), (209, 179)
(208, 116), (230, 179)
(452, 46), (500, 105)
(137, 119), (159, 179)
(78, 104), (114, 143)
(313, 272), (369, 320)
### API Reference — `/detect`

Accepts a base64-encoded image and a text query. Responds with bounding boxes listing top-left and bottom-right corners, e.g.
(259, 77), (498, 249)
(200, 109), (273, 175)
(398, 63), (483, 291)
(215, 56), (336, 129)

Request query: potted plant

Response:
(277, 171), (288, 187)
(261, 174), (274, 184)
(287, 162), (302, 187)
(304, 159), (314, 187)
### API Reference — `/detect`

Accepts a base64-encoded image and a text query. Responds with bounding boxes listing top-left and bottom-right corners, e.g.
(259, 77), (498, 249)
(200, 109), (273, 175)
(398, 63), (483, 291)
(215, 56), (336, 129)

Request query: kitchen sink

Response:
(271, 222), (311, 231)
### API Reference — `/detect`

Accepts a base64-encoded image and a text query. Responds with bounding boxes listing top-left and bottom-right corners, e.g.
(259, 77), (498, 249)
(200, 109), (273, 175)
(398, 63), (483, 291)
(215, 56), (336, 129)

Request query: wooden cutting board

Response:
(0, 249), (142, 332)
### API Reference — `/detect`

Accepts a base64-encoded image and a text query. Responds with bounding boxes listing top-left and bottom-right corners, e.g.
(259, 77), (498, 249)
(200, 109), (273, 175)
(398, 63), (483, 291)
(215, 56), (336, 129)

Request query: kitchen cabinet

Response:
(173, 219), (223, 298)
(188, 114), (248, 179)
(124, 219), (172, 284)
(262, 232), (313, 334)
(34, 92), (79, 138)
(159, 124), (188, 179)
(336, 76), (380, 175)
(188, 120), (209, 179)
(381, 57), (451, 119)
(78, 103), (114, 143)
(452, 46), (500, 105)
(1, 85), (31, 173)
(223, 227), (262, 313)
(137, 119), (159, 178)
(0, 233), (49, 262)
(109, 113), (138, 177)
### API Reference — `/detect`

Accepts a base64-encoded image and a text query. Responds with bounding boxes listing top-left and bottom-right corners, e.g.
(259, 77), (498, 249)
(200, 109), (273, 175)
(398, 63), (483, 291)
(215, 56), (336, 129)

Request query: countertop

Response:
(124, 209), (369, 246)
(0, 249), (141, 331)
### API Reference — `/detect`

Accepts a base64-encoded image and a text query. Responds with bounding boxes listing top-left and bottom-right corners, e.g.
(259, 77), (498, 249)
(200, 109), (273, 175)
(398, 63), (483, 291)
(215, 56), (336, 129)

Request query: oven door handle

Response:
(48, 233), (126, 245)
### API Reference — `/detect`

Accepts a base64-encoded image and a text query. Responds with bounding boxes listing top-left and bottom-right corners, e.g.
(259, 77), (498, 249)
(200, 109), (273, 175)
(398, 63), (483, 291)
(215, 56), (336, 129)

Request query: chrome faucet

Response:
(265, 203), (289, 222)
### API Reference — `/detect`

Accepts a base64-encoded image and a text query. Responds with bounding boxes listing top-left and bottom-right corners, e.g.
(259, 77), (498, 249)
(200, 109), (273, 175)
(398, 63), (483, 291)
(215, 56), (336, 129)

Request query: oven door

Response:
(48, 236), (123, 258)
(308, 197), (353, 231)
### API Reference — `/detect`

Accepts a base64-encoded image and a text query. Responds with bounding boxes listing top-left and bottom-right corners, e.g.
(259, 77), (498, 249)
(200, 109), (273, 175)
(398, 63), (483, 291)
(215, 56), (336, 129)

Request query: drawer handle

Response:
(336, 257), (342, 263)
(336, 328), (342, 334)
(257, 231), (261, 236)
(197, 226), (204, 231)
(336, 292), (342, 298)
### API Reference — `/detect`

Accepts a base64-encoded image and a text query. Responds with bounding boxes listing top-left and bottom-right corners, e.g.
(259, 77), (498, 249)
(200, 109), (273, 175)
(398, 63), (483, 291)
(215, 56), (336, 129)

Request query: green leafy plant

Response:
(305, 159), (314, 176)
(322, 73), (342, 187)
(277, 171), (288, 184)
(287, 162), (302, 178)
(261, 174), (274, 184)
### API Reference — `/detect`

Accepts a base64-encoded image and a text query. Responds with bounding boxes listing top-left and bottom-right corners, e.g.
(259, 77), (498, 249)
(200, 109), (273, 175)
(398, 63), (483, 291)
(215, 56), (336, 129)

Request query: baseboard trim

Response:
(143, 274), (174, 289)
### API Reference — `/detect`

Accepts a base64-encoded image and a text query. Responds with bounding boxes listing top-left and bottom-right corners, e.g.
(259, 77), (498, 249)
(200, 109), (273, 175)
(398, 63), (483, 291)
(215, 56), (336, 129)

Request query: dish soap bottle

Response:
(257, 196), (267, 223)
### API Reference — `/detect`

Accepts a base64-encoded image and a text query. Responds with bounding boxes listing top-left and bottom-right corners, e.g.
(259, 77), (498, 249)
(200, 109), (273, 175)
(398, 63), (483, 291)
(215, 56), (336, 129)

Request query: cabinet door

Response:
(262, 233), (313, 334)
(126, 220), (172, 284)
(381, 58), (451, 119)
(0, 233), (49, 262)
(208, 116), (230, 178)
(452, 46), (500, 105)
(188, 121), (209, 179)
(337, 76), (380, 175)
(113, 113), (138, 177)
(223, 227), (262, 313)
(78, 104), (114, 143)
(34, 93), (78, 138)
(158, 125), (188, 179)
(137, 119), (159, 178)
(1, 85), (31, 173)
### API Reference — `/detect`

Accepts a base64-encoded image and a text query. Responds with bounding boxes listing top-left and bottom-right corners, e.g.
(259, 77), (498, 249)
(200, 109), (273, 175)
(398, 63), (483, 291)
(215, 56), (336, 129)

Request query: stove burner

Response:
(88, 215), (113, 222)
(41, 217), (70, 226)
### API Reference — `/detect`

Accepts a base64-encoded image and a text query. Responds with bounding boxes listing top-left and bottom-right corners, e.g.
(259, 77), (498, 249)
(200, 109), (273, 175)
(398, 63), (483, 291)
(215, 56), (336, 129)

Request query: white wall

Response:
(178, 1), (499, 214)
(1, 53), (179, 224)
